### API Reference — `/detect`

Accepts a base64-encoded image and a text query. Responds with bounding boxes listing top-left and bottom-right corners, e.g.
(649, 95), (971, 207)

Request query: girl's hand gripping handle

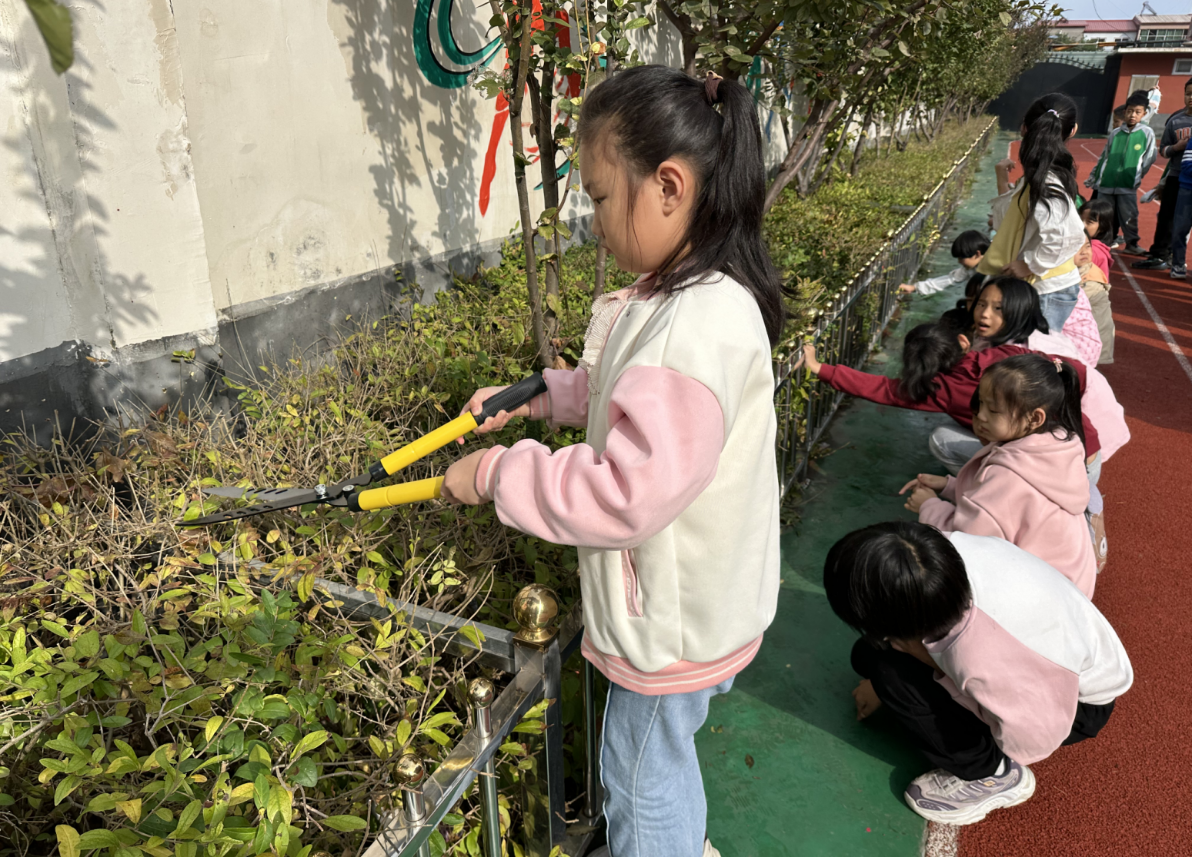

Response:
(373, 374), (548, 476)
(456, 373), (549, 443)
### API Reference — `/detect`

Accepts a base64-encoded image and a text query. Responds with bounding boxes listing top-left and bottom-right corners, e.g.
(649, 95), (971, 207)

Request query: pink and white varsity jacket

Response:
(474, 274), (780, 695)
(927, 533), (1133, 765)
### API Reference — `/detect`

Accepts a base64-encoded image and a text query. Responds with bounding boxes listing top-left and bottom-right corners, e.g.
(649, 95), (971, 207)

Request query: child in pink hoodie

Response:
(902, 354), (1098, 597)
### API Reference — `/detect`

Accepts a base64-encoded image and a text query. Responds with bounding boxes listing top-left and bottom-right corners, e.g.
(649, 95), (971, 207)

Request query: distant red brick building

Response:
(1115, 48), (1192, 123)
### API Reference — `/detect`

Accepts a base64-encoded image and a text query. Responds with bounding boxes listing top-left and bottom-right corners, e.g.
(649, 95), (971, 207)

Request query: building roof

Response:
(1085, 20), (1138, 32)
(1136, 15), (1191, 27)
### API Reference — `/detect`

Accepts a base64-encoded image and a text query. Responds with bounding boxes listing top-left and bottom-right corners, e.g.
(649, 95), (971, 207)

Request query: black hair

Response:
(964, 272), (987, 303)
(950, 230), (990, 260)
(1020, 94), (1079, 219)
(980, 354), (1085, 447)
(578, 65), (786, 345)
(940, 306), (973, 334)
(1112, 105), (1127, 120)
(898, 318), (969, 403)
(1185, 78), (1192, 91)
(1126, 90), (1151, 109)
(970, 276), (1049, 345)
(823, 521), (972, 642)
(1081, 197), (1115, 243)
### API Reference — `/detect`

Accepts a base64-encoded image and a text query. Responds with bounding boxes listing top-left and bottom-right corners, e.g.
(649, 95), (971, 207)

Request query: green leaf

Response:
(56, 825), (80, 857)
(324, 814), (368, 832)
(54, 775), (81, 806)
(197, 553), (217, 566)
(78, 830), (120, 849)
(292, 729), (328, 759)
(291, 756), (317, 788)
(174, 798), (202, 836)
(86, 793), (119, 813)
(258, 700), (291, 720)
(75, 628), (100, 658)
(24, 0), (74, 74)
(999, 11), (1012, 26)
(268, 784), (293, 826)
(60, 670), (98, 698)
(396, 719), (413, 748)
(897, 40), (910, 57)
(625, 16), (650, 29)
(204, 716), (223, 744)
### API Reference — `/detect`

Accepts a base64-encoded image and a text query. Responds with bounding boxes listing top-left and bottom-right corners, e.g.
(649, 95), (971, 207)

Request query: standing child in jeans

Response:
(1166, 94), (1192, 279)
(1088, 90), (1157, 256)
(442, 66), (784, 857)
(826, 523), (1133, 826)
(978, 94), (1087, 331)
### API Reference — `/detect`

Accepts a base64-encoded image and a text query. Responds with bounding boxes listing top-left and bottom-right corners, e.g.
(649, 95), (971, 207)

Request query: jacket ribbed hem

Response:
(581, 634), (763, 696)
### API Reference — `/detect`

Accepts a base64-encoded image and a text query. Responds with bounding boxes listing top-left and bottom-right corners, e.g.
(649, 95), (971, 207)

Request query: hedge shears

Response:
(181, 374), (547, 526)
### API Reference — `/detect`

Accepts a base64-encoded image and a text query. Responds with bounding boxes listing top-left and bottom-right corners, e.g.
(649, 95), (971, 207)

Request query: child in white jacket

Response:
(826, 522), (1132, 826)
(899, 230), (989, 295)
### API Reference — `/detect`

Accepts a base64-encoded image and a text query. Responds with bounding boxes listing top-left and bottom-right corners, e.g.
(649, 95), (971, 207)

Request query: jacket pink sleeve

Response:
(918, 497), (957, 531)
(474, 365), (724, 550)
(526, 367), (591, 428)
(1060, 290), (1103, 368)
(1090, 240), (1112, 278)
(930, 608), (1081, 765)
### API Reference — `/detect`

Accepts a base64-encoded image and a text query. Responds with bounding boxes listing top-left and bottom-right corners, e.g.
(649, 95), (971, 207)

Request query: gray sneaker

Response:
(904, 760), (1036, 825)
(1172, 265), (1187, 279)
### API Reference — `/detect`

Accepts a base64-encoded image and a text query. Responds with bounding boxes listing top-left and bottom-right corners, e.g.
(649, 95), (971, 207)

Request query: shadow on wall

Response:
(330, 0), (490, 302)
(0, 12), (187, 444)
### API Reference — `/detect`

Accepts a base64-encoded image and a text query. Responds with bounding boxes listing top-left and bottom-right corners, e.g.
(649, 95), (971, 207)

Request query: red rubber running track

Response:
(959, 139), (1192, 855)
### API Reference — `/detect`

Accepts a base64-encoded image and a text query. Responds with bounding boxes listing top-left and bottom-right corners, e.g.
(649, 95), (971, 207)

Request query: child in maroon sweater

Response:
(800, 319), (1101, 469)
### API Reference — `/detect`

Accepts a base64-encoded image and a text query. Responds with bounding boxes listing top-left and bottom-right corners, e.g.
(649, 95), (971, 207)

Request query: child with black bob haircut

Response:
(824, 521), (1133, 826)
(899, 230), (990, 296)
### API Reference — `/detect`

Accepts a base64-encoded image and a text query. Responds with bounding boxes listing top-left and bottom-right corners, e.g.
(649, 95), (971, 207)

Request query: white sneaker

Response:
(904, 760), (1036, 825)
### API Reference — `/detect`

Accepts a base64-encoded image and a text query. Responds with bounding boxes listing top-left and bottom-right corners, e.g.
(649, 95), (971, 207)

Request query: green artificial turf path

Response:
(697, 133), (1011, 856)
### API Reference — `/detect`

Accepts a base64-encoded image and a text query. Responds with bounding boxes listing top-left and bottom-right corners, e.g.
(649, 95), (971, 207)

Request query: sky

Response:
(1056, 0), (1190, 20)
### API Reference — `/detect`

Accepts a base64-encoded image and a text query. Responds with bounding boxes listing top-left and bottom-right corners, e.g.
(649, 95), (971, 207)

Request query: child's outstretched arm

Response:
(804, 344), (933, 411)
(446, 366), (724, 550)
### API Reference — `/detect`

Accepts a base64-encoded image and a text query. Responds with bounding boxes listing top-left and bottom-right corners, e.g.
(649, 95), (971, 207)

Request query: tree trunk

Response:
(763, 98), (838, 212)
(506, 1), (551, 369)
(809, 102), (858, 195)
(850, 104), (876, 176)
(528, 67), (561, 365)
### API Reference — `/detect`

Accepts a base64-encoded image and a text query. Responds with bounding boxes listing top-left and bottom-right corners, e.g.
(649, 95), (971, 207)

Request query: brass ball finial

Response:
(513, 584), (559, 645)
(468, 677), (495, 708)
(393, 752), (425, 788)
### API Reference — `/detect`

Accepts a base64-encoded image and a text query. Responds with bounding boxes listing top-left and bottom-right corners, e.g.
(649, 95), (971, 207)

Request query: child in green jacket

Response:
(1089, 90), (1157, 255)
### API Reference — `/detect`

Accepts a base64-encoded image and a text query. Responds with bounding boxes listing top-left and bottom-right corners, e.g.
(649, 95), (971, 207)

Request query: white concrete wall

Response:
(0, 0), (789, 380)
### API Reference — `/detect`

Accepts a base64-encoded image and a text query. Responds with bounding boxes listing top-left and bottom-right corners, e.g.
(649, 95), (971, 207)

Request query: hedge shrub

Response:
(0, 118), (987, 857)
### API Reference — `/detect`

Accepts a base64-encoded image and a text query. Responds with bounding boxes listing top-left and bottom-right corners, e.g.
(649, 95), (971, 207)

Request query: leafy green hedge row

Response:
(0, 118), (988, 857)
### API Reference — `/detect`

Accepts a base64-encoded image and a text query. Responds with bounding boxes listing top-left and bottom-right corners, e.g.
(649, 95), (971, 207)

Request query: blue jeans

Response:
(601, 678), (733, 857)
(1037, 284), (1080, 333)
(1170, 185), (1192, 268)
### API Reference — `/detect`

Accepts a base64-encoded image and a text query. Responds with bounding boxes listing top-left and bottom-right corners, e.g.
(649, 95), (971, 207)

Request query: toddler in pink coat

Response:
(902, 354), (1098, 598)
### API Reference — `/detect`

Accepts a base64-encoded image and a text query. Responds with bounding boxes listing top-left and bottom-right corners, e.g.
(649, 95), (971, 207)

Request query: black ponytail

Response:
(982, 354), (1085, 447)
(899, 320), (968, 403)
(972, 277), (1050, 345)
(578, 65), (786, 345)
(1019, 93), (1079, 219)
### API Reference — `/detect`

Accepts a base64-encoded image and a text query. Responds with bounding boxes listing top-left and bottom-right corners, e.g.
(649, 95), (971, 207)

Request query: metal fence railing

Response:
(775, 118), (996, 496)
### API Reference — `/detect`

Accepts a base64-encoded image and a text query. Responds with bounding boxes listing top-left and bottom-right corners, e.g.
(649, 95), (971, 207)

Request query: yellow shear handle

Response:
(353, 477), (444, 512)
(378, 413), (479, 476)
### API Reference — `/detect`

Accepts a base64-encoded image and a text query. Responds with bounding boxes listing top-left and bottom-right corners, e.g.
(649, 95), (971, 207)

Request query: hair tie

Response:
(1047, 108), (1060, 118)
(704, 71), (722, 105)
(1053, 357), (1063, 373)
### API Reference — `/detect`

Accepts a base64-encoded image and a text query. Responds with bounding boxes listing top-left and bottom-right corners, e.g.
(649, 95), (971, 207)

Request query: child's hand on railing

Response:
(898, 283), (916, 294)
(801, 343), (822, 376)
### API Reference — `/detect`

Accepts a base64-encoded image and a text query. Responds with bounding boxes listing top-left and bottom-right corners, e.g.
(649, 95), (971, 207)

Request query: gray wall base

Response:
(0, 217), (593, 444)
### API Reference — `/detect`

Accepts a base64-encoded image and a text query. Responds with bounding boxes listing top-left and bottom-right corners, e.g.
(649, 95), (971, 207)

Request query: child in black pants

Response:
(824, 523), (1133, 825)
